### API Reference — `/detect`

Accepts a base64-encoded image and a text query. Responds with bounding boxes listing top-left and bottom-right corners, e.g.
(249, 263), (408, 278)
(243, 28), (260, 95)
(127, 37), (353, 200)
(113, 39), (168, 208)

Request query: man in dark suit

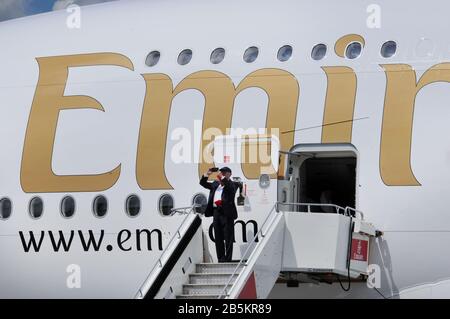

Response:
(200, 167), (238, 262)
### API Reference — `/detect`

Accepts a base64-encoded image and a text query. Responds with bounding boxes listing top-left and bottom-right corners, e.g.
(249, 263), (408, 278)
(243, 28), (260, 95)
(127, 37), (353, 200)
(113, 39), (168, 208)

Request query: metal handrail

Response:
(344, 206), (364, 220)
(134, 205), (199, 298)
(169, 205), (200, 216)
(218, 202), (280, 299)
(277, 202), (348, 215)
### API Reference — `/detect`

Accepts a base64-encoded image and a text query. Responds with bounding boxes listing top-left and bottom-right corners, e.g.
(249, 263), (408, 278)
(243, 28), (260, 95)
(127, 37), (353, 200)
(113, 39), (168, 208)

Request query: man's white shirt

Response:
(213, 184), (224, 207)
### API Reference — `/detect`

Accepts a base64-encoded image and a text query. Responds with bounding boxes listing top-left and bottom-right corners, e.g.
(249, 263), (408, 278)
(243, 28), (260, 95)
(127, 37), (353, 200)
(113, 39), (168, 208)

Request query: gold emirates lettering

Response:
(20, 52), (449, 192)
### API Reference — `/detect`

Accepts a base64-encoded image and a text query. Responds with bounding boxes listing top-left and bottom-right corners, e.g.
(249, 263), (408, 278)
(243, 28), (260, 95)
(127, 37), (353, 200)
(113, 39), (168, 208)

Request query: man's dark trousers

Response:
(213, 207), (234, 262)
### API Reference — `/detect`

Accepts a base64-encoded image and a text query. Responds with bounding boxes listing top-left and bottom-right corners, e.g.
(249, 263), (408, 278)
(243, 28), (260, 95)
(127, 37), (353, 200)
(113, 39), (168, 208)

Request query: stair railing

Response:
(217, 202), (281, 299)
(134, 204), (200, 299)
(344, 206), (364, 219)
(278, 202), (347, 215)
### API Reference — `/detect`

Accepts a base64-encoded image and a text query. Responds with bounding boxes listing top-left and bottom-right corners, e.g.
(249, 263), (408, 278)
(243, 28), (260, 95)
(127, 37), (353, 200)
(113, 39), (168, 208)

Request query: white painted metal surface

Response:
(282, 212), (351, 276)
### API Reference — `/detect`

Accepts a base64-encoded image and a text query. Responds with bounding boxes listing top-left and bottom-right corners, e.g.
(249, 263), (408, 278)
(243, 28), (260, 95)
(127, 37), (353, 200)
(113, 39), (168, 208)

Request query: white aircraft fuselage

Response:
(1, 0), (450, 298)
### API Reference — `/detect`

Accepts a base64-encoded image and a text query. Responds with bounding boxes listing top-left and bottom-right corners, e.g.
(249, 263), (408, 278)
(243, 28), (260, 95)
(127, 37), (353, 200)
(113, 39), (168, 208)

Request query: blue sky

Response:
(0, 0), (115, 22)
(28, 1), (55, 14)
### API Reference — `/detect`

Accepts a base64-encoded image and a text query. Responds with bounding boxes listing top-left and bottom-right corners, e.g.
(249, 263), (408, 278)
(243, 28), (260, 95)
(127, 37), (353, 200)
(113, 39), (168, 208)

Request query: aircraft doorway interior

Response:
(278, 144), (358, 213)
(299, 157), (356, 212)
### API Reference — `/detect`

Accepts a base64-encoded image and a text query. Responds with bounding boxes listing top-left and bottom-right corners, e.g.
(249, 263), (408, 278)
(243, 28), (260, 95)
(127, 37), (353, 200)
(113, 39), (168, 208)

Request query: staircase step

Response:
(176, 294), (223, 299)
(196, 263), (244, 274)
(183, 284), (231, 295)
(189, 273), (238, 285)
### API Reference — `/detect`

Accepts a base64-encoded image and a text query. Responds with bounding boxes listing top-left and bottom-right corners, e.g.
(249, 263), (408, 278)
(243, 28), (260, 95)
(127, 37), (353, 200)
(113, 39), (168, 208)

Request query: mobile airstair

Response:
(135, 201), (378, 299)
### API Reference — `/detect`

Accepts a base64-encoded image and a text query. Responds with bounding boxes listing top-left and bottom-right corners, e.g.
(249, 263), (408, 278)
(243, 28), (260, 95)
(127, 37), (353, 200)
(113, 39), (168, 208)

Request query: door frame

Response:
(279, 143), (360, 210)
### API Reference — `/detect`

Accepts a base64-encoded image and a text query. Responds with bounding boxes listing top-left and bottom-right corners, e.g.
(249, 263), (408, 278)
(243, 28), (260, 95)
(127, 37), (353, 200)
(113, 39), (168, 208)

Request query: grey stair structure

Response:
(176, 263), (243, 299)
(135, 201), (377, 300)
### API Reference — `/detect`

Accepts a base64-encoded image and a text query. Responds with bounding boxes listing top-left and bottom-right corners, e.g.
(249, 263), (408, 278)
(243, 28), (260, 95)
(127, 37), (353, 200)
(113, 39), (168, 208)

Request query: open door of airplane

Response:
(277, 144), (358, 213)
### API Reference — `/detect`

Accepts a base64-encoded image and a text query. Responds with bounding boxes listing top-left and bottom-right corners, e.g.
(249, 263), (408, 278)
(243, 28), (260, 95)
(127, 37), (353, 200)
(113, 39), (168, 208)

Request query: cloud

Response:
(0, 0), (27, 21)
(53, 0), (115, 11)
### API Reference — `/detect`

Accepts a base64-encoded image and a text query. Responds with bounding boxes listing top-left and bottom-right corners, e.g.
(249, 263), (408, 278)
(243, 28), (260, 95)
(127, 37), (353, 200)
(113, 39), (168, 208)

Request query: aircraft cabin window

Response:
(0, 198), (12, 220)
(126, 194), (141, 217)
(29, 197), (43, 219)
(381, 41), (397, 58)
(178, 49), (193, 65)
(345, 42), (362, 59)
(210, 48), (226, 64)
(145, 51), (161, 67)
(93, 195), (108, 218)
(243, 46), (259, 63)
(159, 194), (174, 216)
(259, 174), (271, 189)
(277, 45), (293, 62)
(61, 196), (75, 218)
(192, 193), (207, 214)
(311, 43), (327, 60)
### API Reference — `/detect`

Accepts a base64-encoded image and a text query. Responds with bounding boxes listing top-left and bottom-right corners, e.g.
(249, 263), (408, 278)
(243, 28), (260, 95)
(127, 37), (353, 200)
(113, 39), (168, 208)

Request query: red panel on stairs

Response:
(238, 271), (257, 299)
